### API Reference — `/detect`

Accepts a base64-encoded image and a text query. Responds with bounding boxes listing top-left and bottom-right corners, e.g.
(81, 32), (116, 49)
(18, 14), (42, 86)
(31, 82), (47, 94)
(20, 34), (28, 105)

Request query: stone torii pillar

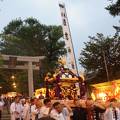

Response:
(28, 61), (34, 97)
(0, 54), (45, 97)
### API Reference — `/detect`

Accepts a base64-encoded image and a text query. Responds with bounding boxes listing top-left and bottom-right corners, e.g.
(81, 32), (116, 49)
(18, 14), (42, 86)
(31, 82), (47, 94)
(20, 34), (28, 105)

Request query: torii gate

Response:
(0, 54), (45, 97)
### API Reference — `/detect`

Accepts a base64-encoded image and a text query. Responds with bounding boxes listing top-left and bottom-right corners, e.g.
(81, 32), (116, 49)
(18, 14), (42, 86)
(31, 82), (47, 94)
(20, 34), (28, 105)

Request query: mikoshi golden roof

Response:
(59, 78), (79, 87)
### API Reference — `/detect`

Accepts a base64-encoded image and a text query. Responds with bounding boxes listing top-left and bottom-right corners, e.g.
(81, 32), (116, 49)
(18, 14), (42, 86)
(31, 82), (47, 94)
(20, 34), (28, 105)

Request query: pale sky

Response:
(0, 0), (119, 70)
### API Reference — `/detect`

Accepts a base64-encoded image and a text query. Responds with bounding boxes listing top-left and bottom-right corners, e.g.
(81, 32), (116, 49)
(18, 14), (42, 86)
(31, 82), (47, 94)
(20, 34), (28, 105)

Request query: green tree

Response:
(0, 18), (66, 70)
(106, 0), (120, 16)
(0, 69), (14, 94)
(106, 0), (120, 33)
(79, 33), (120, 83)
(0, 18), (66, 93)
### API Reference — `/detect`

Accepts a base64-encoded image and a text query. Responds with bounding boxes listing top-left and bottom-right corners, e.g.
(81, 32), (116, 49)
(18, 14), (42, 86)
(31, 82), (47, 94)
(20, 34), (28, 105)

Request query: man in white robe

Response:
(10, 96), (23, 120)
(104, 107), (120, 120)
(23, 98), (30, 120)
(50, 102), (66, 120)
(39, 98), (52, 119)
(30, 98), (38, 120)
(104, 99), (120, 120)
(0, 98), (4, 119)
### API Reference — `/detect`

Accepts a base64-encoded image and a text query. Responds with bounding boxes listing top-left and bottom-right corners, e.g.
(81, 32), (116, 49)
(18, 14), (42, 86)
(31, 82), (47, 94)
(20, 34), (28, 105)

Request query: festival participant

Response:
(10, 96), (23, 120)
(85, 98), (106, 120)
(31, 98), (39, 120)
(23, 98), (30, 120)
(20, 98), (26, 120)
(116, 101), (120, 110)
(3, 97), (9, 113)
(0, 98), (4, 119)
(92, 99), (106, 120)
(85, 98), (94, 120)
(50, 102), (65, 120)
(72, 100), (87, 120)
(104, 98), (120, 120)
(39, 92), (44, 99)
(39, 98), (52, 118)
(36, 99), (43, 119)
(61, 102), (72, 120)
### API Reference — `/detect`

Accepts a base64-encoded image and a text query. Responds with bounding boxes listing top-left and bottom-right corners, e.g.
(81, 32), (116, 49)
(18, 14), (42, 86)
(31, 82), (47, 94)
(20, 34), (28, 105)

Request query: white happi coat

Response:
(23, 103), (30, 120)
(10, 102), (23, 120)
(31, 104), (38, 120)
(104, 107), (120, 120)
(62, 107), (71, 120)
(0, 101), (4, 111)
(50, 109), (66, 120)
(38, 106), (50, 118)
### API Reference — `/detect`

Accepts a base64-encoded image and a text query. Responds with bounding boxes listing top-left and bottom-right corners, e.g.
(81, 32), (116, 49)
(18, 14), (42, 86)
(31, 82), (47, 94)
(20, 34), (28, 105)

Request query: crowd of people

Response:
(9, 96), (72, 120)
(0, 95), (120, 120)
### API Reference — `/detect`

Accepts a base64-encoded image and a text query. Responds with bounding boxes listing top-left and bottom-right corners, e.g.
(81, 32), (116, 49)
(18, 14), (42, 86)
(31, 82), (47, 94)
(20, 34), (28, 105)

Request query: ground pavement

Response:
(1, 107), (10, 120)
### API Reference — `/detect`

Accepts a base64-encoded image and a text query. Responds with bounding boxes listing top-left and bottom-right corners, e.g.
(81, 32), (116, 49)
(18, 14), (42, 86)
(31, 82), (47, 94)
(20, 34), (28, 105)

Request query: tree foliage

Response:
(0, 18), (66, 93)
(106, 0), (120, 16)
(106, 0), (120, 38)
(79, 33), (120, 83)
(0, 18), (66, 71)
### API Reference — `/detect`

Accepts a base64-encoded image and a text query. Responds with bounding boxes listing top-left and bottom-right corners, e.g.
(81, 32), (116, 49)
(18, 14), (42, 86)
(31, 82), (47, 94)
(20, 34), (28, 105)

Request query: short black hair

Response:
(15, 96), (20, 100)
(43, 98), (51, 105)
(87, 97), (93, 100)
(109, 98), (117, 102)
(25, 97), (29, 100)
(53, 102), (60, 108)
(30, 98), (34, 103)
